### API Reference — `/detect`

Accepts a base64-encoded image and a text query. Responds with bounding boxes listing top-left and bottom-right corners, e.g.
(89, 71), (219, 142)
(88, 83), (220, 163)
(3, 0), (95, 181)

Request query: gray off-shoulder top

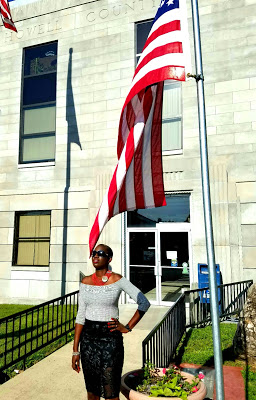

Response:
(75, 277), (150, 324)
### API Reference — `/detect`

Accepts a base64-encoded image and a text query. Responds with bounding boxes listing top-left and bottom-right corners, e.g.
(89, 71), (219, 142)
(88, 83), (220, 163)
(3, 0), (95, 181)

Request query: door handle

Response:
(155, 261), (162, 276)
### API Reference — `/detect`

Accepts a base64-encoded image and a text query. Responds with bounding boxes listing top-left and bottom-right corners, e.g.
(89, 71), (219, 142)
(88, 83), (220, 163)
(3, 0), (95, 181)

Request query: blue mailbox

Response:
(198, 264), (222, 311)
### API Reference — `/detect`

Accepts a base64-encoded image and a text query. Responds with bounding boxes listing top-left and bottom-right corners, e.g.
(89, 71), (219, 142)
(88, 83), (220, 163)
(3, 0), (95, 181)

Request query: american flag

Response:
(89, 0), (190, 253)
(0, 0), (17, 32)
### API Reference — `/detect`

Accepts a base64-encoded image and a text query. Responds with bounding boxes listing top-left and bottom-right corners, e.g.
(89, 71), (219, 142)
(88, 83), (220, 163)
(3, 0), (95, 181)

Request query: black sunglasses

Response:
(92, 250), (109, 258)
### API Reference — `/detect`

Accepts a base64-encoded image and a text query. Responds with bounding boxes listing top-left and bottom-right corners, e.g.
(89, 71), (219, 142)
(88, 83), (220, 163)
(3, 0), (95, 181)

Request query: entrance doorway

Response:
(127, 223), (191, 305)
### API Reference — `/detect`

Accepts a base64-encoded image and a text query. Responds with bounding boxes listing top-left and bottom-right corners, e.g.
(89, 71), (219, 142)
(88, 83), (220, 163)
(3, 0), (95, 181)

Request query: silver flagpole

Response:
(189, 0), (225, 399)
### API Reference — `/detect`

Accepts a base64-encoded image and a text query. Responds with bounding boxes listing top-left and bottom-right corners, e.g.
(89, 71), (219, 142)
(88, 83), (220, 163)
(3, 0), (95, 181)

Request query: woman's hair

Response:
(98, 244), (113, 258)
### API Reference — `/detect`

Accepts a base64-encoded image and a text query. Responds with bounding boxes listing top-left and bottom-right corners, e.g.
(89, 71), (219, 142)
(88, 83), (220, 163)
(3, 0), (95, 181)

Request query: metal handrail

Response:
(186, 280), (253, 294)
(142, 279), (253, 368)
(142, 294), (186, 368)
(1, 280), (253, 373)
(0, 290), (79, 373)
(186, 280), (253, 327)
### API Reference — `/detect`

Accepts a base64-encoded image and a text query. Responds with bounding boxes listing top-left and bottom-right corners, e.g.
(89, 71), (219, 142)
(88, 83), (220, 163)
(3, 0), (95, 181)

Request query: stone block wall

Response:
(0, 0), (254, 302)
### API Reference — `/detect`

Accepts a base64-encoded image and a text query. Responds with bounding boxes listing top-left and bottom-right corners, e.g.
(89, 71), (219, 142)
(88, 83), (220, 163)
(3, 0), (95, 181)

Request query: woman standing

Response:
(72, 243), (150, 400)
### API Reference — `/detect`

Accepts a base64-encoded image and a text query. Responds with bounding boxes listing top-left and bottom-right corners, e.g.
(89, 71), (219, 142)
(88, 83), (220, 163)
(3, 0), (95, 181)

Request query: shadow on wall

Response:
(61, 48), (82, 297)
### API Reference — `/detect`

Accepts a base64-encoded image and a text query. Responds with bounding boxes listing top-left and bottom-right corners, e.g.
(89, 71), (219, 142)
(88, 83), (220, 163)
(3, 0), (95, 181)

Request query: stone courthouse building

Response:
(0, 0), (255, 304)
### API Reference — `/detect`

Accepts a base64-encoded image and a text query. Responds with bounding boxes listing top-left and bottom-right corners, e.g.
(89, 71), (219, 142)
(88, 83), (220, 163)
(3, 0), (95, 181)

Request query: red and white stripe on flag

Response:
(89, 0), (191, 253)
(0, 0), (17, 32)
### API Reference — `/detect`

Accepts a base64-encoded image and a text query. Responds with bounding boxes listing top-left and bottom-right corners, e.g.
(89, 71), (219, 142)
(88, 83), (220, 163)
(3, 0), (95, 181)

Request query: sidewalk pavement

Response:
(213, 365), (245, 400)
(0, 305), (168, 400)
(180, 363), (246, 400)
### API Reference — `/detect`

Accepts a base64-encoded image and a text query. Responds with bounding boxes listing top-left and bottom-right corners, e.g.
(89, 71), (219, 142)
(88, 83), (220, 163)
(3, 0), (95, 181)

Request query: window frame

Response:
(12, 210), (51, 267)
(135, 19), (154, 65)
(135, 20), (183, 155)
(19, 41), (58, 165)
(161, 80), (183, 155)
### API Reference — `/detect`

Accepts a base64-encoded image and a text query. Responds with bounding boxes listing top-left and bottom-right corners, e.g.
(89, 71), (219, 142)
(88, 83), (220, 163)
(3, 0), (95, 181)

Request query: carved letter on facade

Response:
(99, 9), (109, 19)
(38, 24), (45, 35)
(27, 26), (37, 36)
(16, 30), (24, 39)
(113, 5), (121, 16)
(55, 20), (62, 31)
(86, 12), (96, 22)
(125, 1), (135, 13)
(4, 32), (12, 43)
(138, 0), (144, 10)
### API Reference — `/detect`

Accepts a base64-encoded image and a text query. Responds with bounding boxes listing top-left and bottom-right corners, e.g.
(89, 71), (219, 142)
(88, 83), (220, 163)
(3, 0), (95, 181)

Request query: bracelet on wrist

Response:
(125, 324), (132, 332)
(72, 351), (80, 356)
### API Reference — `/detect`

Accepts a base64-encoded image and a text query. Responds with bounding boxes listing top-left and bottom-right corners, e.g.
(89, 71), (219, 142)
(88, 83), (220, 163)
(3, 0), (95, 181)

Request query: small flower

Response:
(138, 362), (203, 398)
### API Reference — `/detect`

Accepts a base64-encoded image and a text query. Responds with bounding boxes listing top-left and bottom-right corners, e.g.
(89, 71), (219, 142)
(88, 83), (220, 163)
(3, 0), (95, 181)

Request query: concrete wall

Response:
(0, 0), (255, 303)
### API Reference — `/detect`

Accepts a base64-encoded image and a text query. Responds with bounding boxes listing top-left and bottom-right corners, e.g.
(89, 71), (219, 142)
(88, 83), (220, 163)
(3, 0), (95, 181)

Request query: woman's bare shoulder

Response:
(111, 272), (123, 282)
(81, 275), (92, 284)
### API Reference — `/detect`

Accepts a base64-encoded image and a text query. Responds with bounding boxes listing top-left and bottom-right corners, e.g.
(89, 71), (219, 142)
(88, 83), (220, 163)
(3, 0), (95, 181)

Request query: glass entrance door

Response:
(158, 227), (190, 304)
(128, 230), (159, 303)
(127, 224), (191, 306)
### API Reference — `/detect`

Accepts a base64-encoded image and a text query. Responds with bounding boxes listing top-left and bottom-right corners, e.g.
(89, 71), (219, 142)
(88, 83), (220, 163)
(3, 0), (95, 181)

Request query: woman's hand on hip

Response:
(72, 354), (80, 373)
(108, 318), (129, 333)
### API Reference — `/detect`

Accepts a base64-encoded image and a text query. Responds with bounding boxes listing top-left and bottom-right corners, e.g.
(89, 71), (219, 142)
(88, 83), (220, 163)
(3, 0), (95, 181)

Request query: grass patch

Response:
(0, 304), (35, 319)
(242, 366), (256, 400)
(176, 323), (243, 367)
(0, 303), (77, 373)
(4, 331), (74, 379)
(176, 323), (256, 399)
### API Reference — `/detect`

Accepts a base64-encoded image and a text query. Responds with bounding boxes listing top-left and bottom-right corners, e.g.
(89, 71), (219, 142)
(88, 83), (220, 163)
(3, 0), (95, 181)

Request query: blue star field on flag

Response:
(154, 0), (179, 22)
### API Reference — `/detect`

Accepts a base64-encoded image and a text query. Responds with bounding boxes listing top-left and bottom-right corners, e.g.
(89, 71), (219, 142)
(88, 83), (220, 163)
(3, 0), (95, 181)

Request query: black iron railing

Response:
(142, 280), (253, 368)
(221, 280), (252, 316)
(1, 280), (253, 373)
(186, 280), (253, 327)
(0, 290), (78, 373)
(142, 294), (186, 368)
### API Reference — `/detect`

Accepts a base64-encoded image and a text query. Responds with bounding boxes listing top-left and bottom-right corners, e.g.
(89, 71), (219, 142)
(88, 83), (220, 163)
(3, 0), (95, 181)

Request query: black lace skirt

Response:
(80, 319), (124, 399)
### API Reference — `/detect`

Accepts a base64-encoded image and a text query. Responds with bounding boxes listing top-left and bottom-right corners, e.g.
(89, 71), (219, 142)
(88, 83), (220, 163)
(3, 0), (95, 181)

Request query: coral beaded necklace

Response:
(92, 270), (112, 286)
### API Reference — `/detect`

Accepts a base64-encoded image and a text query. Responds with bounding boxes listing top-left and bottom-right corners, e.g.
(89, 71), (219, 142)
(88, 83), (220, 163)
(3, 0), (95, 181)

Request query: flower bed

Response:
(121, 363), (207, 400)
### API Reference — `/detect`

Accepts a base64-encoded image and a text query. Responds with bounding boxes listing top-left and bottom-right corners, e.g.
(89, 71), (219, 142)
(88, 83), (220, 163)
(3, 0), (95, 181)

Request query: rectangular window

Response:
(162, 81), (182, 152)
(20, 42), (58, 164)
(13, 211), (51, 266)
(136, 21), (183, 153)
(135, 20), (153, 64)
